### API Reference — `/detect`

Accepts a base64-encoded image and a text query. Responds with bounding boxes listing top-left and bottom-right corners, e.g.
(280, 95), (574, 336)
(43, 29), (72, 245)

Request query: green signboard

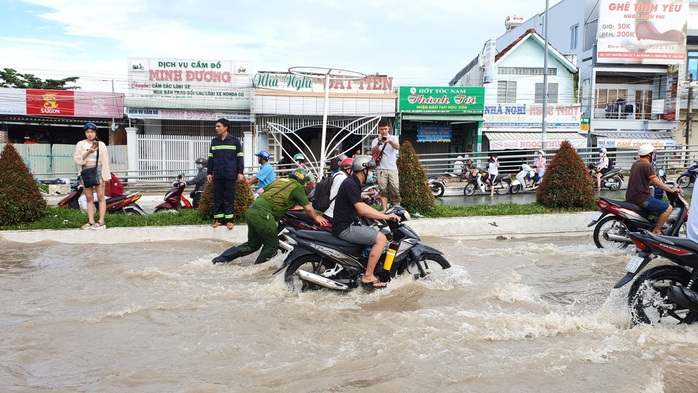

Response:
(398, 86), (485, 114)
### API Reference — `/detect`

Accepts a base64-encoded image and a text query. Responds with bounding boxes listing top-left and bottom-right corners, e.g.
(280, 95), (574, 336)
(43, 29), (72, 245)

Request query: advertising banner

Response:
(74, 92), (125, 118)
(417, 125), (451, 142)
(254, 72), (394, 94)
(483, 103), (581, 128)
(597, 0), (688, 64)
(127, 108), (252, 122)
(26, 89), (74, 116)
(0, 88), (26, 115)
(398, 86), (485, 113)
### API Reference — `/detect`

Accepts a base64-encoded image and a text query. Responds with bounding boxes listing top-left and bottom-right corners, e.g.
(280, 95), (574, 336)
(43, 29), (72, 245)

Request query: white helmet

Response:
(638, 144), (655, 157)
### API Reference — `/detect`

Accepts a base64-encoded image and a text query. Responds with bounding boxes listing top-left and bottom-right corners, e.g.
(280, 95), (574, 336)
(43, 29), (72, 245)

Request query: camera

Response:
(381, 136), (387, 141)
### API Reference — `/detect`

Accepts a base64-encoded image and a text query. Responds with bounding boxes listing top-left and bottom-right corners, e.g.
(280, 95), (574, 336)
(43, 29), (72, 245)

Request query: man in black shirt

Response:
(332, 155), (400, 288)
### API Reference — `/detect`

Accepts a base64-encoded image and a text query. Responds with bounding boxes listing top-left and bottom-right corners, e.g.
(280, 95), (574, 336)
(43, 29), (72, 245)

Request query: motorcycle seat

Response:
(645, 231), (698, 253)
(294, 229), (364, 254)
(603, 198), (650, 215)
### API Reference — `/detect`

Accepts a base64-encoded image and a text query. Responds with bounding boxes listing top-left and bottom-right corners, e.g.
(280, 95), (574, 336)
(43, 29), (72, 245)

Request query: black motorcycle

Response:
(588, 191), (688, 249)
(273, 206), (451, 292)
(676, 160), (698, 188)
(614, 230), (698, 325)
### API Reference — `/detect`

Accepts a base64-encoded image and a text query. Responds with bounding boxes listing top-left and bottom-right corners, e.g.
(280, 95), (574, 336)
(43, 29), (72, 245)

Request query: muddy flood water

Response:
(2, 234), (698, 392)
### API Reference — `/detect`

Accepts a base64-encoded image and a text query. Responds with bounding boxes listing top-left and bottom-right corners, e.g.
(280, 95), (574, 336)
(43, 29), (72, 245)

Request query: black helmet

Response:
(195, 157), (207, 165)
(352, 155), (376, 172)
(290, 168), (310, 184)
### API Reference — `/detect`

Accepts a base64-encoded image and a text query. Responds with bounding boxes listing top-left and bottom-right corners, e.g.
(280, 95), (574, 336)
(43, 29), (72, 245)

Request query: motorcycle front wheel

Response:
(464, 183), (476, 196)
(593, 216), (630, 249)
(284, 254), (344, 292)
(400, 253), (451, 279)
(628, 265), (698, 325)
(608, 176), (622, 191)
(430, 182), (445, 198)
(676, 175), (691, 188)
(510, 183), (521, 194)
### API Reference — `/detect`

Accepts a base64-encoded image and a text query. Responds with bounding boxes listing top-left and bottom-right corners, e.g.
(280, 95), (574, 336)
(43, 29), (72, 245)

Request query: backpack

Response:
(311, 173), (339, 211)
(608, 155), (615, 168)
(105, 173), (125, 197)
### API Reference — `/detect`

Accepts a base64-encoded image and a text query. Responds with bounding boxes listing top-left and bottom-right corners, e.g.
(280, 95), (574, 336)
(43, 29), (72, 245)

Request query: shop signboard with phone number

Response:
(398, 86), (485, 114)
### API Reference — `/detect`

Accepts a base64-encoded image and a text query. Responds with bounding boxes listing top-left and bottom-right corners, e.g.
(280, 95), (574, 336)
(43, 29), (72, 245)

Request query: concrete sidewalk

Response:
(0, 212), (594, 244)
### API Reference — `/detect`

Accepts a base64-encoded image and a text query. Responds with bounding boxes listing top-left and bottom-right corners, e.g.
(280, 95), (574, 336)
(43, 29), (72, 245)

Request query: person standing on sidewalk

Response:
(370, 118), (400, 212)
(487, 154), (499, 197)
(73, 123), (110, 230)
(207, 118), (245, 230)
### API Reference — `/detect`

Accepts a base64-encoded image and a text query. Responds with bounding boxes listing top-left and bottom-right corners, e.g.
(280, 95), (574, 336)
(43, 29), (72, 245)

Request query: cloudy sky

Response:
(0, 0), (559, 92)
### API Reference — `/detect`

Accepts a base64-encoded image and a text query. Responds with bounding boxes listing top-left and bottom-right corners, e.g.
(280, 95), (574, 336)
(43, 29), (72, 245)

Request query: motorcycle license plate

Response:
(625, 256), (645, 273)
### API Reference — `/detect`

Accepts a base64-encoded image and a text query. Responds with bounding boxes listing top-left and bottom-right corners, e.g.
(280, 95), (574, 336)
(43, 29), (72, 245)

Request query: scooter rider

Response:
(247, 150), (276, 198)
(212, 168), (328, 265)
(331, 155), (400, 289)
(594, 148), (610, 192)
(626, 144), (680, 235)
(323, 157), (354, 222)
(186, 158), (208, 208)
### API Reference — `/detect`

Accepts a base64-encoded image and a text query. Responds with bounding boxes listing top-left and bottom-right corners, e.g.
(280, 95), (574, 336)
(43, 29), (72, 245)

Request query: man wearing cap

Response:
(207, 118), (245, 230)
(247, 150), (276, 198)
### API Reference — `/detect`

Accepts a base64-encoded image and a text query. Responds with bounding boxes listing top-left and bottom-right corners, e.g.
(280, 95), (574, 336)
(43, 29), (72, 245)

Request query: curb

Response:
(0, 212), (593, 244)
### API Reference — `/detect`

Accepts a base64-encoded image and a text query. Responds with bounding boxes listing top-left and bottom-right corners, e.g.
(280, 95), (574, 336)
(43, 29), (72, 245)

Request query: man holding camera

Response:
(371, 118), (400, 212)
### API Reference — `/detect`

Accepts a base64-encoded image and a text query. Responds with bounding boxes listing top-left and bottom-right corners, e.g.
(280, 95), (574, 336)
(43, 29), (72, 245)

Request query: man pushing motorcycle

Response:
(331, 155), (400, 289)
(626, 144), (680, 235)
(212, 168), (328, 265)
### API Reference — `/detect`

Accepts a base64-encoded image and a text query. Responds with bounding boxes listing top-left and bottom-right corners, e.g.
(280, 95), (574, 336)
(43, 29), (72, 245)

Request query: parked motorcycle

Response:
(57, 181), (147, 215)
(587, 164), (624, 191)
(676, 160), (698, 188)
(614, 230), (698, 325)
(427, 175), (447, 198)
(153, 175), (193, 213)
(588, 191), (688, 249)
(510, 164), (538, 194)
(464, 170), (511, 196)
(273, 206), (451, 292)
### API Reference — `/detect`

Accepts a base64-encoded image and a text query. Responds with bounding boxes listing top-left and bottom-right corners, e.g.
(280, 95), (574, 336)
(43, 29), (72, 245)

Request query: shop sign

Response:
(253, 72), (394, 94)
(398, 86), (484, 113)
(0, 88), (26, 115)
(417, 125), (451, 142)
(127, 108), (252, 122)
(26, 89), (75, 116)
(74, 92), (125, 118)
(490, 137), (586, 151)
(484, 103), (581, 127)
(597, 138), (676, 148)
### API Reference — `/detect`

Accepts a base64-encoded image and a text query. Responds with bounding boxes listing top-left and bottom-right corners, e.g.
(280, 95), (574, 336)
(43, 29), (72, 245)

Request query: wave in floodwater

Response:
(2, 236), (698, 392)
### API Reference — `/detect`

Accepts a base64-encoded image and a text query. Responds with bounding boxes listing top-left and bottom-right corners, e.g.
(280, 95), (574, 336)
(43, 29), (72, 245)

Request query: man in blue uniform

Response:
(207, 118), (245, 230)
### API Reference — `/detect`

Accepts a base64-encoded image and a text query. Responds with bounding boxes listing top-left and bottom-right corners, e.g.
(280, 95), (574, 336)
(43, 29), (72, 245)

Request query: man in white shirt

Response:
(323, 158), (354, 221)
(453, 156), (465, 175)
(370, 119), (400, 212)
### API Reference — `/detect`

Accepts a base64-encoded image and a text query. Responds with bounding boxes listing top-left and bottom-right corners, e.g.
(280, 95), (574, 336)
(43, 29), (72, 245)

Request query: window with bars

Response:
(534, 83), (558, 103)
(498, 67), (557, 76)
(497, 81), (517, 103)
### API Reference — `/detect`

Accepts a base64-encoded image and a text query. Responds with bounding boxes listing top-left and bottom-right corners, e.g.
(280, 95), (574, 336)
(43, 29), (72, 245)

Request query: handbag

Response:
(80, 143), (100, 188)
(372, 138), (388, 167)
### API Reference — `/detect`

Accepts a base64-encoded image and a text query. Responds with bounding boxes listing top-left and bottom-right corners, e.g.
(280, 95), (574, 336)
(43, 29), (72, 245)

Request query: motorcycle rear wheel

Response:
(593, 216), (630, 249)
(284, 255), (344, 292)
(400, 253), (451, 279)
(676, 175), (691, 188)
(608, 176), (622, 191)
(510, 183), (521, 194)
(430, 182), (445, 198)
(496, 180), (510, 195)
(628, 265), (698, 325)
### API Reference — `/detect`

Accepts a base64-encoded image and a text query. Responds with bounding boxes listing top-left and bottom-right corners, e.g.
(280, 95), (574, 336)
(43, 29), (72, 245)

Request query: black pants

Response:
(213, 179), (236, 223)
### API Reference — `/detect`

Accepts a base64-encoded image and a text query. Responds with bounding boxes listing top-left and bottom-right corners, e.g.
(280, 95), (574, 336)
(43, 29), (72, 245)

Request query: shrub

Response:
(536, 140), (596, 209)
(198, 178), (254, 223)
(0, 143), (47, 225)
(396, 140), (435, 214)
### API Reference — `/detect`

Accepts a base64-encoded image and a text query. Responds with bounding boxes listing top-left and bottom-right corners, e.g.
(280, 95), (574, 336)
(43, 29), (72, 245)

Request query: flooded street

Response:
(2, 235), (698, 392)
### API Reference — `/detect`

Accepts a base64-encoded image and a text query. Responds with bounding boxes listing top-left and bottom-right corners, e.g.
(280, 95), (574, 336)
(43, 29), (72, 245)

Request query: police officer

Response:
(212, 168), (328, 265)
(207, 118), (244, 230)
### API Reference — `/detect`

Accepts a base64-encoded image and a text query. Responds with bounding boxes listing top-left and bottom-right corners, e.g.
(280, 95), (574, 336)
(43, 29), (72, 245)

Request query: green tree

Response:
(0, 68), (80, 90)
(536, 140), (596, 209)
(0, 143), (47, 226)
(397, 140), (436, 214)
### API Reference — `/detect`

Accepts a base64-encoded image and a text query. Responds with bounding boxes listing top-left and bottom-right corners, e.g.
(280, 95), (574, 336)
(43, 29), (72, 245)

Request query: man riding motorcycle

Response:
(593, 148), (610, 192)
(331, 155), (400, 289)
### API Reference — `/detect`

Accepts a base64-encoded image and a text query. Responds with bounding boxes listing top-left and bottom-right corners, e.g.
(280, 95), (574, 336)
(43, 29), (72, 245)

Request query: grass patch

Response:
(0, 207), (210, 230)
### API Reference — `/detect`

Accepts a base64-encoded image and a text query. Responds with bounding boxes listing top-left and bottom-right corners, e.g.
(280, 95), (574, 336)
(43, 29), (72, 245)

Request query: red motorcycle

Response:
(58, 181), (147, 215)
(154, 175), (193, 213)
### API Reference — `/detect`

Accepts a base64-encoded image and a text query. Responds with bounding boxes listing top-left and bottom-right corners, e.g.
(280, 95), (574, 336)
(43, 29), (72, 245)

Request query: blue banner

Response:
(417, 125), (451, 142)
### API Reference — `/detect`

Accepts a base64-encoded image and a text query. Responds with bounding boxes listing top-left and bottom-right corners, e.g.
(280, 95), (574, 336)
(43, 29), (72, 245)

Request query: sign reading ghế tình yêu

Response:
(398, 86), (485, 114)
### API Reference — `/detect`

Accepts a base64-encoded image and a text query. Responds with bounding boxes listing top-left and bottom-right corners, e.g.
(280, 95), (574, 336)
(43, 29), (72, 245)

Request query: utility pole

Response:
(687, 73), (693, 146)
(542, 0), (549, 150)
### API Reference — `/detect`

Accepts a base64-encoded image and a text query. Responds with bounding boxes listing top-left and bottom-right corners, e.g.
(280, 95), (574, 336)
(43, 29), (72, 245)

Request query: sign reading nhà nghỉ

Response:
(253, 72), (394, 94)
(398, 86), (485, 113)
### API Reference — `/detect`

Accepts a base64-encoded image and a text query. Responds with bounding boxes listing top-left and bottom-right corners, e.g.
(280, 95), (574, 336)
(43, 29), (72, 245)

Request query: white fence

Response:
(136, 135), (210, 180)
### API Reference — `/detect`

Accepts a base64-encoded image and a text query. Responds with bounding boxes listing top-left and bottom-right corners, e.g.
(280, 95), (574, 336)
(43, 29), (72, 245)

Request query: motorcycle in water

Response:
(57, 181), (147, 215)
(273, 206), (451, 292)
(464, 170), (511, 196)
(587, 164), (624, 191)
(588, 191), (689, 249)
(676, 160), (698, 188)
(614, 230), (698, 325)
(153, 175), (193, 213)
